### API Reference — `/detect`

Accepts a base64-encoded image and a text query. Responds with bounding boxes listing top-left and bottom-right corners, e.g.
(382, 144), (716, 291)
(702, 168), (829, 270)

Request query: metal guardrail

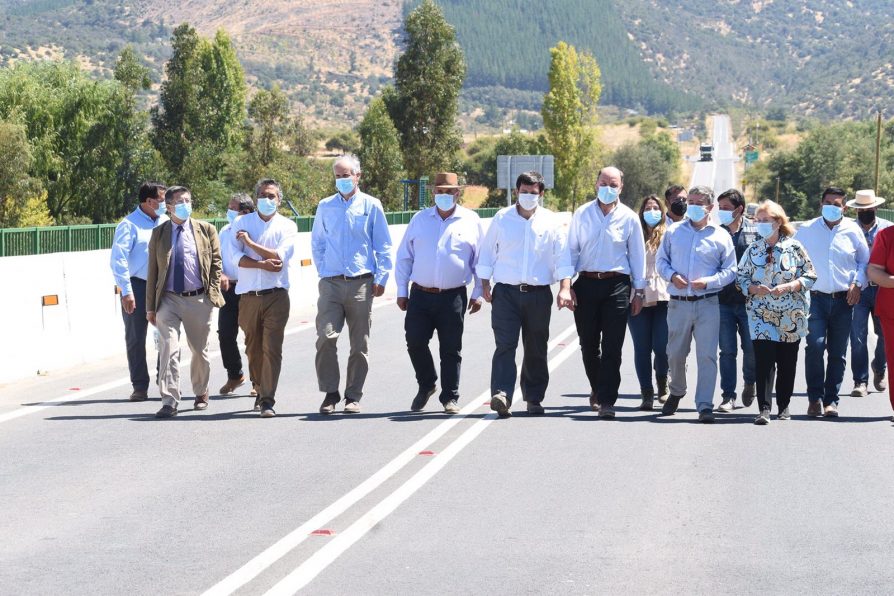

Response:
(0, 208), (501, 258)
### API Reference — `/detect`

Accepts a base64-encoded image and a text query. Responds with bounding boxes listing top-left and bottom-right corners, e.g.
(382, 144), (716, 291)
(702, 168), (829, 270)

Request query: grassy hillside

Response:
(1, 0), (892, 121)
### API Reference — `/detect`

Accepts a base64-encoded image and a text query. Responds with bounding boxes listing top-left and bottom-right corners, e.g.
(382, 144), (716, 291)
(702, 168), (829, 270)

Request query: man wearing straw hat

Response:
(395, 172), (485, 414)
(847, 189), (891, 398)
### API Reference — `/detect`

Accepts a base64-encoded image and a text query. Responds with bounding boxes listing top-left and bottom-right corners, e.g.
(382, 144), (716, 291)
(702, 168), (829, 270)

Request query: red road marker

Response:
(310, 529), (335, 536)
(68, 388), (81, 391)
(558, 343), (566, 347)
(418, 450), (436, 456)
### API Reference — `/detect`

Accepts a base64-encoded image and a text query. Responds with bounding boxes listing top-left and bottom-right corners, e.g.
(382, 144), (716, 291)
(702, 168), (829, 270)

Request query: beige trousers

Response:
(238, 289), (290, 407)
(156, 292), (214, 407)
(315, 277), (374, 400)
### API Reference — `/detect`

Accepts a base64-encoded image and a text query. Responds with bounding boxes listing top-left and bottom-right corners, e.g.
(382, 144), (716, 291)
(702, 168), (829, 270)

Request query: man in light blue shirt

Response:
(795, 186), (870, 417)
(109, 181), (167, 402)
(656, 185), (736, 422)
(312, 154), (393, 415)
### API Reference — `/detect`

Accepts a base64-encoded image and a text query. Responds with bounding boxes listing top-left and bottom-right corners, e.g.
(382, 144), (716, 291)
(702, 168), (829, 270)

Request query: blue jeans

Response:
(719, 302), (756, 398)
(805, 292), (854, 405)
(850, 285), (886, 383)
(627, 302), (669, 391)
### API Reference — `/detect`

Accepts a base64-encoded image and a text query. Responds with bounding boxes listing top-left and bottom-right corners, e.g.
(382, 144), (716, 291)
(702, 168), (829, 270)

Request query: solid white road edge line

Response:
(201, 323), (578, 596)
(263, 340), (582, 595)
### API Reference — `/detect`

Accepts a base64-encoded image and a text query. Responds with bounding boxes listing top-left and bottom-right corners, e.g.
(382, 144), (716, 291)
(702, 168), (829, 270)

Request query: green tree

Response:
(357, 97), (404, 209)
(247, 85), (290, 166)
(385, 0), (466, 179)
(325, 130), (360, 154)
(113, 45), (151, 95)
(610, 141), (677, 207)
(541, 42), (603, 210)
(0, 120), (42, 226)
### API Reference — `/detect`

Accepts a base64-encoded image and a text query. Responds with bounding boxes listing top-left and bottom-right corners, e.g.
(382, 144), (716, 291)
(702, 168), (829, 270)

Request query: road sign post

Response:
(496, 155), (555, 206)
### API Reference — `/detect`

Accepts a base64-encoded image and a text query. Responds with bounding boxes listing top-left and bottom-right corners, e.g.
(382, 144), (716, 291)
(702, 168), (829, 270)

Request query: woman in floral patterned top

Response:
(737, 200), (817, 424)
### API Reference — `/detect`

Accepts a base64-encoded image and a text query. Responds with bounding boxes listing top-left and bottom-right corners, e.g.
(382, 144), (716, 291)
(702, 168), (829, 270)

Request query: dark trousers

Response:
(754, 339), (800, 412)
(805, 292), (853, 405)
(572, 275), (631, 406)
(491, 283), (552, 404)
(405, 286), (467, 403)
(627, 301), (669, 391)
(217, 284), (244, 380)
(122, 276), (151, 391)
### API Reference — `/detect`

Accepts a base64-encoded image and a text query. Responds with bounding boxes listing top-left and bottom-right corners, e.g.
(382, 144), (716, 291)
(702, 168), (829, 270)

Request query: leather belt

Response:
(500, 283), (550, 293)
(168, 288), (204, 297)
(811, 290), (848, 299)
(327, 272), (373, 281)
(670, 292), (719, 302)
(580, 271), (627, 280)
(412, 283), (464, 294)
(244, 287), (286, 296)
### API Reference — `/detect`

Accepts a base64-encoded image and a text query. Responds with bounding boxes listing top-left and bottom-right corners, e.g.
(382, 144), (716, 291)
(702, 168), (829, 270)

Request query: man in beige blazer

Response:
(146, 186), (224, 418)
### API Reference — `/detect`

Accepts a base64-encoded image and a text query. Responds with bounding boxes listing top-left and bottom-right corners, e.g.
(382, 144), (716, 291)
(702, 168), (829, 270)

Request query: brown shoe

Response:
(823, 403), (839, 418)
(874, 368), (887, 392)
(589, 391), (600, 412)
(194, 393), (209, 410)
(807, 401), (823, 417)
(129, 389), (148, 402)
(319, 391), (340, 415)
(219, 376), (245, 395)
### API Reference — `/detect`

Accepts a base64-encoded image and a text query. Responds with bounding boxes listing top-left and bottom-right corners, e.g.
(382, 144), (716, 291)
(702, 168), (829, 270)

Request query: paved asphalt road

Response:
(2, 290), (894, 595)
(691, 114), (738, 195)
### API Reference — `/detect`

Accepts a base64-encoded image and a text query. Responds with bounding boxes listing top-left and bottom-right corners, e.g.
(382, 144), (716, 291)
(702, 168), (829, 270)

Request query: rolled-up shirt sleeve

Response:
(475, 218), (500, 281)
(110, 221), (134, 295)
(627, 217), (647, 290)
(229, 219), (247, 271)
(553, 224), (575, 281)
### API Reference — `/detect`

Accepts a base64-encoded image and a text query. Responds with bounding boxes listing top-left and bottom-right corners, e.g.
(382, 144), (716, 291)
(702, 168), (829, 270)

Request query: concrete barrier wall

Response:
(0, 223), (415, 384)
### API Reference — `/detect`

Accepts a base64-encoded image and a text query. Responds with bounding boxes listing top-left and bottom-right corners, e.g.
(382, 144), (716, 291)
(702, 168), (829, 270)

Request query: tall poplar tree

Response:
(358, 96), (404, 209)
(542, 42), (603, 210)
(385, 0), (466, 180)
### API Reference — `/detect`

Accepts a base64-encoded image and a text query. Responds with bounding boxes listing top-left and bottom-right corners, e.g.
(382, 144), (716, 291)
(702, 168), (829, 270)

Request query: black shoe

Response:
(754, 408), (771, 425)
(526, 401), (545, 415)
(155, 404), (177, 419)
(129, 389), (149, 402)
(661, 395), (683, 415)
(411, 386), (436, 412)
(698, 409), (715, 423)
(599, 404), (616, 419)
(777, 407), (791, 421)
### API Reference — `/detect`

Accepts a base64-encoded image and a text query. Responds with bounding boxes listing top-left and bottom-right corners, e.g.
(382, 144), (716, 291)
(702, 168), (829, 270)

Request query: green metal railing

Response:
(0, 208), (501, 258)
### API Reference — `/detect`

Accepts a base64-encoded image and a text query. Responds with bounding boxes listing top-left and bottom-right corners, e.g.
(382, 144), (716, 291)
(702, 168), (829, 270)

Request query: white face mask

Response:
(517, 193), (540, 211)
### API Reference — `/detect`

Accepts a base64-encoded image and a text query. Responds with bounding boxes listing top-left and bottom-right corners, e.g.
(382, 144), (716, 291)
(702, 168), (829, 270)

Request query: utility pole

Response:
(875, 111), (882, 194)
(775, 177), (780, 202)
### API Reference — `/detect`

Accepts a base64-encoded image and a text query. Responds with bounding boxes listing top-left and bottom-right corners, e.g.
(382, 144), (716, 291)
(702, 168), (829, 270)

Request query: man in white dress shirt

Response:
(477, 171), (575, 418)
(568, 166), (646, 419)
(395, 172), (484, 414)
(795, 186), (870, 417)
(228, 179), (298, 418)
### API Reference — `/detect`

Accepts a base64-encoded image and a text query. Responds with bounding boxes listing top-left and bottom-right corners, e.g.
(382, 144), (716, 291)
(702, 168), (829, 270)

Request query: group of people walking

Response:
(110, 157), (894, 424)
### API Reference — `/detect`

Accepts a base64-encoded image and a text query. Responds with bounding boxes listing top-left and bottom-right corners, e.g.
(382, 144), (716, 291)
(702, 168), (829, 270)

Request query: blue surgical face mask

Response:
(434, 193), (456, 211)
(717, 209), (736, 226)
(226, 209), (239, 224)
(517, 193), (540, 211)
(336, 177), (355, 196)
(643, 210), (662, 227)
(257, 198), (277, 217)
(686, 204), (707, 222)
(154, 202), (167, 217)
(822, 204), (843, 222)
(174, 202), (192, 220)
(756, 222), (776, 238)
(597, 185), (620, 205)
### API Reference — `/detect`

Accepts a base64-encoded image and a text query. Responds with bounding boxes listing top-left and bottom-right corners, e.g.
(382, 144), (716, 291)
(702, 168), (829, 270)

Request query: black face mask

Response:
(858, 210), (876, 225)
(670, 200), (686, 217)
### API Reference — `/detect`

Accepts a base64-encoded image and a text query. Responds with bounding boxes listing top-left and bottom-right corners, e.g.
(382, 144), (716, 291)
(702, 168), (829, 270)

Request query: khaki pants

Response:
(315, 277), (374, 400)
(156, 292), (214, 407)
(238, 289), (290, 407)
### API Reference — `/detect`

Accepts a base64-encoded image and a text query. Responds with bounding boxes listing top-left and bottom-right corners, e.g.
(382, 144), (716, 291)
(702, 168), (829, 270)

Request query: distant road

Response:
(690, 114), (738, 194)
